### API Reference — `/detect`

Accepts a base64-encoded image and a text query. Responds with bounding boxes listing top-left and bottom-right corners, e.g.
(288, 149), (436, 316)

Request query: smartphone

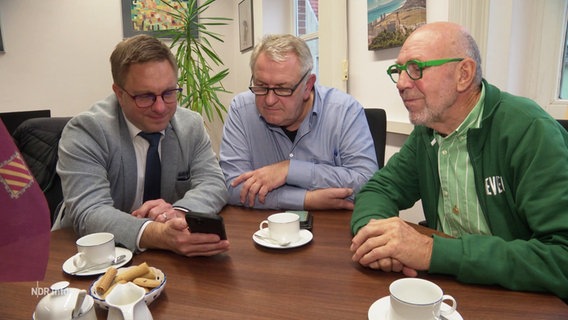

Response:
(185, 212), (227, 240)
(286, 210), (313, 231)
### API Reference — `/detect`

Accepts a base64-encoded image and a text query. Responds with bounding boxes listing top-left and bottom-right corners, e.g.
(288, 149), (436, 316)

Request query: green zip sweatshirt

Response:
(351, 80), (568, 299)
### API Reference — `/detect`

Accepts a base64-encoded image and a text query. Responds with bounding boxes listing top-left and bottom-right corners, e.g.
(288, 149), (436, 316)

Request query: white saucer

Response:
(368, 296), (463, 320)
(252, 229), (313, 249)
(62, 247), (133, 276)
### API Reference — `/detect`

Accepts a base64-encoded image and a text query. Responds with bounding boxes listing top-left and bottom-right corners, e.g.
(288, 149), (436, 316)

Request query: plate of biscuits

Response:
(88, 262), (166, 309)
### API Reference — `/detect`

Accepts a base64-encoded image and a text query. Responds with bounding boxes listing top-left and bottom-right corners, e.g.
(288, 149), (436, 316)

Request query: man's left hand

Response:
(350, 217), (433, 277)
(231, 160), (290, 206)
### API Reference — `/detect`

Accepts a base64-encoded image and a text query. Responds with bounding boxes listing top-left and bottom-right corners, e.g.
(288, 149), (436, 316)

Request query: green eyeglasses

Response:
(386, 58), (464, 83)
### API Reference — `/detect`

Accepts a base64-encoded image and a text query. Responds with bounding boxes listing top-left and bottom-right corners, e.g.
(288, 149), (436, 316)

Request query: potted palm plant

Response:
(160, 0), (231, 122)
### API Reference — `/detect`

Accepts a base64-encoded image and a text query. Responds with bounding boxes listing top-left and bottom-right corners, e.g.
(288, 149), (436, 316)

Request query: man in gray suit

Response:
(56, 35), (229, 257)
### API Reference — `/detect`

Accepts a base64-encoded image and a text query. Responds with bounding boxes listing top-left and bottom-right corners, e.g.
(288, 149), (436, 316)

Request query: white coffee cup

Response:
(389, 278), (457, 320)
(259, 212), (300, 244)
(72, 232), (115, 269)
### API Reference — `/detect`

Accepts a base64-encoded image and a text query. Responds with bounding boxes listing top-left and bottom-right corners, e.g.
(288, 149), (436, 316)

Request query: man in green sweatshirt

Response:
(350, 21), (568, 300)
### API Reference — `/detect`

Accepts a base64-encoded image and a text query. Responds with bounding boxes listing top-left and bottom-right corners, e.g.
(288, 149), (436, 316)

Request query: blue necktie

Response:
(139, 132), (162, 202)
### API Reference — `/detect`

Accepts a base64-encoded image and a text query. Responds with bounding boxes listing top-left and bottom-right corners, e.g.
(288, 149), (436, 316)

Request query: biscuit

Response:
(96, 267), (117, 296)
(140, 268), (156, 280)
(116, 262), (150, 282)
(133, 277), (161, 288)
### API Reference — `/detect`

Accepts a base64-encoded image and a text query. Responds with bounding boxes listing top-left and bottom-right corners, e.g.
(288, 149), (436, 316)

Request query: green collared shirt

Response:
(435, 84), (491, 237)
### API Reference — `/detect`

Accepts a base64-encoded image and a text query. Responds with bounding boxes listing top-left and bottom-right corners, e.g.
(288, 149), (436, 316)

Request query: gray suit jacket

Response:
(57, 95), (228, 251)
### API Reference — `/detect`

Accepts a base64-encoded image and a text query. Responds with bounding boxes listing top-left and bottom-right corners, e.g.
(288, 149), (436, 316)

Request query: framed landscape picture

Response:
(367, 0), (426, 50)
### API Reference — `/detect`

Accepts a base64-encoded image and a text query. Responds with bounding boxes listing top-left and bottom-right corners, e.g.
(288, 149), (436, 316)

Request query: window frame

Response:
(527, 0), (568, 118)
(450, 0), (568, 118)
(293, 0), (347, 90)
(294, 0), (320, 80)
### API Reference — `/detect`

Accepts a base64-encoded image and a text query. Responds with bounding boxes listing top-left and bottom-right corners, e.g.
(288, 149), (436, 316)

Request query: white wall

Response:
(0, 1), (122, 116)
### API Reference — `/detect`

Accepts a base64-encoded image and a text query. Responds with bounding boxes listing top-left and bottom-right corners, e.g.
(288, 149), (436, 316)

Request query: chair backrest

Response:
(364, 108), (387, 168)
(558, 119), (568, 132)
(0, 109), (51, 135)
(12, 117), (71, 224)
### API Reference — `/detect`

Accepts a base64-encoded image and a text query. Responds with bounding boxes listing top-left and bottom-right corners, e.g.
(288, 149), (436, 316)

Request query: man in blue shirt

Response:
(220, 34), (378, 210)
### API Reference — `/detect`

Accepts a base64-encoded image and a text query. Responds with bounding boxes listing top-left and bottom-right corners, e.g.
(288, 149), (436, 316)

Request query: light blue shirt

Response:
(220, 85), (378, 209)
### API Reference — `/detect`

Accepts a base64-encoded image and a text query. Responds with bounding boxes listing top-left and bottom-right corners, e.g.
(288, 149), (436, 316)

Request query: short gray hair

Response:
(461, 30), (483, 85)
(249, 34), (313, 75)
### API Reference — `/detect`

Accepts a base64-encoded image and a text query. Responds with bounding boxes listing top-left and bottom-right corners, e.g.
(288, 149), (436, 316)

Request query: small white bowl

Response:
(88, 266), (166, 310)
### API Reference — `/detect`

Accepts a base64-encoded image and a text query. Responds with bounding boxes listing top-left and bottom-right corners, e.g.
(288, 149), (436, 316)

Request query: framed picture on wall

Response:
(121, 0), (189, 38)
(367, 0), (426, 50)
(238, 0), (254, 52)
(0, 16), (4, 52)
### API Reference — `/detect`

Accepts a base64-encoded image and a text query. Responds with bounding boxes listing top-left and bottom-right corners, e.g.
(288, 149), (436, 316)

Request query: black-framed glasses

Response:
(249, 70), (310, 97)
(120, 87), (182, 108)
(386, 58), (464, 83)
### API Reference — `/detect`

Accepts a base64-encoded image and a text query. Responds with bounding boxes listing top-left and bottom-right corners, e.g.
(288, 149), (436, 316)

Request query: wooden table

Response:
(1, 206), (566, 319)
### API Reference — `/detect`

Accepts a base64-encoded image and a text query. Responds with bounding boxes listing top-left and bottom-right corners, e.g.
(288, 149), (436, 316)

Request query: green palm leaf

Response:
(157, 0), (231, 122)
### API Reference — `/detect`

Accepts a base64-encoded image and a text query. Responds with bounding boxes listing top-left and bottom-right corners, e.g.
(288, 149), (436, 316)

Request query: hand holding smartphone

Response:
(185, 211), (227, 240)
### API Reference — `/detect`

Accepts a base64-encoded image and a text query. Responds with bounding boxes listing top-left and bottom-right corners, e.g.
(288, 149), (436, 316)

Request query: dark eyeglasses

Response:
(120, 87), (182, 108)
(386, 58), (464, 83)
(249, 70), (310, 97)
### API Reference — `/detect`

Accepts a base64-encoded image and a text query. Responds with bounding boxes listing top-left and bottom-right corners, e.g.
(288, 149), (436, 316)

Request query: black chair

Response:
(558, 119), (568, 132)
(364, 108), (387, 168)
(12, 117), (71, 224)
(0, 109), (51, 135)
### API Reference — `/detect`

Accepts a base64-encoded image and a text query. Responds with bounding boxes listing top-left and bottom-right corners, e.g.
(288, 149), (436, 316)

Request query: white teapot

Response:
(33, 281), (96, 320)
(105, 282), (153, 320)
